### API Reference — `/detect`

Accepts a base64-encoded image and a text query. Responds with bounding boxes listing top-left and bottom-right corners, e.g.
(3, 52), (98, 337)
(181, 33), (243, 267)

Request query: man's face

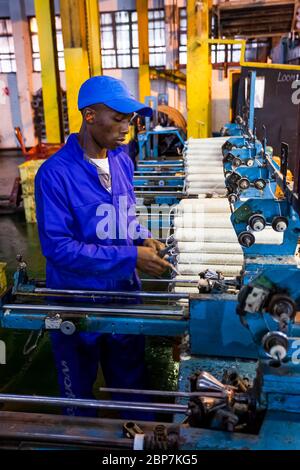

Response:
(84, 103), (133, 150)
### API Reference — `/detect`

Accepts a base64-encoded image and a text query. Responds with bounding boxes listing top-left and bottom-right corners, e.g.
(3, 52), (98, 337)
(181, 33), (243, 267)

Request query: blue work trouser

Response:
(50, 331), (154, 420)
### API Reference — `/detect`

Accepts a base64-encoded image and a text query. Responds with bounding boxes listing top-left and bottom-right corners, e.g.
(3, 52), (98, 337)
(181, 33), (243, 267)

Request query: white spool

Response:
(174, 214), (232, 228)
(177, 198), (230, 213)
(174, 227), (239, 243)
(186, 187), (226, 196)
(174, 286), (199, 294)
(185, 174), (225, 182)
(177, 263), (242, 277)
(177, 241), (242, 254)
(174, 275), (200, 282)
(177, 252), (244, 265)
(185, 165), (224, 174)
(186, 182), (225, 190)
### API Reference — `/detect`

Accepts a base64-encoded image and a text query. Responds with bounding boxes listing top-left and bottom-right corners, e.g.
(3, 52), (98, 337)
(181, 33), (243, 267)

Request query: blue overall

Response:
(35, 133), (151, 418)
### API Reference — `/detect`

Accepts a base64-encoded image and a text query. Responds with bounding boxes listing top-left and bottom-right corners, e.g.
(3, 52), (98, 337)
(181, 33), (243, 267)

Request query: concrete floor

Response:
(0, 150), (178, 415)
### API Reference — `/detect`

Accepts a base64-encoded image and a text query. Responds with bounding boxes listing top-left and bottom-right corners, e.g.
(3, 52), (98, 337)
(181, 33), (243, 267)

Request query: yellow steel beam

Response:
(60, 0), (90, 133)
(85, 0), (102, 76)
(137, 0), (151, 103)
(34, 0), (63, 142)
(187, 0), (212, 138)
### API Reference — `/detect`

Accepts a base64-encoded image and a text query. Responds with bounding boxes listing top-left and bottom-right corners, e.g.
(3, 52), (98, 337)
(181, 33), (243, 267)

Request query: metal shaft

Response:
(28, 288), (189, 300)
(100, 387), (227, 399)
(3, 304), (185, 317)
(0, 393), (187, 414)
(134, 175), (184, 180)
(135, 191), (186, 197)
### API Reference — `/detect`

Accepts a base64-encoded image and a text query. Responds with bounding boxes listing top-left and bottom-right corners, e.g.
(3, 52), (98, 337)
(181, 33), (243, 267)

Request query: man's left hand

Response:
(143, 238), (165, 254)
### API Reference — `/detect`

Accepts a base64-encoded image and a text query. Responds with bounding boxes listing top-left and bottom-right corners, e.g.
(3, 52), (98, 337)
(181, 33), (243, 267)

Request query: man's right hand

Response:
(136, 246), (172, 277)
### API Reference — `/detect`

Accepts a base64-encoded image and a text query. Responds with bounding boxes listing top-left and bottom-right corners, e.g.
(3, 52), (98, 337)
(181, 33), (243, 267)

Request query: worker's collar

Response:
(65, 133), (121, 161)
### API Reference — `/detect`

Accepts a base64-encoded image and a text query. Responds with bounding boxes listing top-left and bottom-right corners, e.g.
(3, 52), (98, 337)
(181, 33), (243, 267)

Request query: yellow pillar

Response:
(85, 0), (102, 76)
(137, 0), (151, 103)
(34, 0), (64, 142)
(187, 0), (212, 138)
(60, 0), (90, 133)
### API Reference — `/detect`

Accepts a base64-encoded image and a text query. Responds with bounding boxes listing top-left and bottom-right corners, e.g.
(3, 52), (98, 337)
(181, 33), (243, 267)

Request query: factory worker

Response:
(35, 76), (171, 418)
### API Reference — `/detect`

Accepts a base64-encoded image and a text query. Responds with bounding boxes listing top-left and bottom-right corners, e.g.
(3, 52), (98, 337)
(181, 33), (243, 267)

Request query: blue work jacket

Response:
(35, 133), (149, 291)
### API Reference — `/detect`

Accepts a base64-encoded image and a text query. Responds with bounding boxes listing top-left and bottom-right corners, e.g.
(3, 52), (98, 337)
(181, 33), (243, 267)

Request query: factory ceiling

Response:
(214, 0), (296, 38)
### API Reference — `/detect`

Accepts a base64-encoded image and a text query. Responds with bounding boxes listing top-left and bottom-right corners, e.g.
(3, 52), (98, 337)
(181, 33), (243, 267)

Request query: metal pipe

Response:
(141, 278), (198, 284)
(134, 175), (184, 180)
(0, 393), (187, 414)
(137, 163), (183, 167)
(23, 288), (190, 300)
(134, 186), (183, 190)
(135, 191), (186, 197)
(3, 304), (185, 317)
(135, 172), (184, 176)
(100, 387), (227, 399)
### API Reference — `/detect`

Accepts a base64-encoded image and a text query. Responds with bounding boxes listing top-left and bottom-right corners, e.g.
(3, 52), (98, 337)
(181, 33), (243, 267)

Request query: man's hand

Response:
(143, 238), (165, 254)
(137, 246), (172, 277)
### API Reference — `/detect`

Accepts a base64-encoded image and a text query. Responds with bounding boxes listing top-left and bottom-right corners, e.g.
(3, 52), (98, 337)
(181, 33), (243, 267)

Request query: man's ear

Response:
(83, 108), (96, 124)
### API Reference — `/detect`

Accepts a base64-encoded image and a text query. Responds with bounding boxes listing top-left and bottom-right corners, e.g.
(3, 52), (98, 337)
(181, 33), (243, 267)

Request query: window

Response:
(179, 7), (242, 66)
(29, 16), (65, 72)
(100, 9), (166, 69)
(211, 44), (241, 64)
(0, 19), (16, 73)
(148, 9), (166, 67)
(179, 8), (187, 65)
(245, 40), (270, 63)
(100, 10), (138, 69)
(28, 9), (168, 71)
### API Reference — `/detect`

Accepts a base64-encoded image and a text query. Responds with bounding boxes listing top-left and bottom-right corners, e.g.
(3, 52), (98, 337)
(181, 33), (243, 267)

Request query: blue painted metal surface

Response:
(0, 310), (188, 337)
(189, 295), (258, 358)
(179, 410), (300, 449)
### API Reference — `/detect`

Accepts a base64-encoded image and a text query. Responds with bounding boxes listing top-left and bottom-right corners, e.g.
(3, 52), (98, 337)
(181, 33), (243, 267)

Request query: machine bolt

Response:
(238, 231), (255, 247)
(254, 179), (267, 190)
(228, 193), (238, 204)
(233, 157), (242, 167)
(248, 214), (266, 232)
(262, 331), (288, 361)
(272, 216), (288, 232)
(238, 178), (250, 190)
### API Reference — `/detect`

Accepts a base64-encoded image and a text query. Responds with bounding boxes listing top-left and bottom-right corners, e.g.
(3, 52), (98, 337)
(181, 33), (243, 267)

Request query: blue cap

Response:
(78, 75), (152, 117)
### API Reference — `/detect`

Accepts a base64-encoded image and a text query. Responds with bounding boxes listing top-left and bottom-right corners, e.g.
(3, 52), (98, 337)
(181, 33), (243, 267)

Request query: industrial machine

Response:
(1, 68), (300, 450)
(133, 95), (187, 207)
(1, 119), (300, 449)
